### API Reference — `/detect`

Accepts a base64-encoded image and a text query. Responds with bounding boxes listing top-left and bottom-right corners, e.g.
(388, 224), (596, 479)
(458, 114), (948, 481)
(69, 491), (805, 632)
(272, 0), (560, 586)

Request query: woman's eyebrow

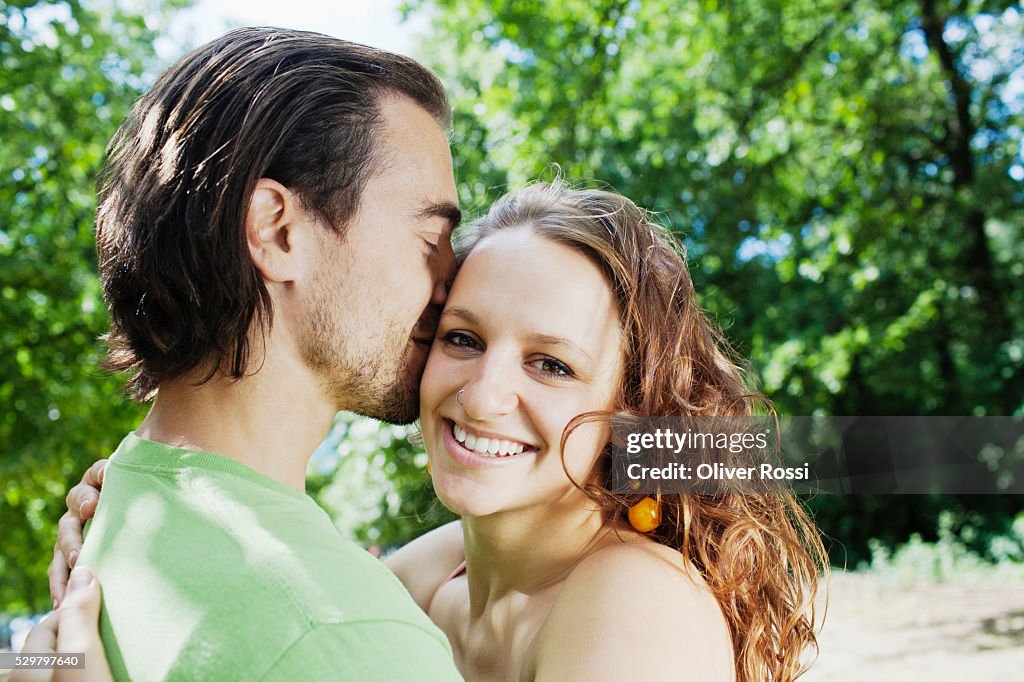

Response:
(526, 333), (593, 362)
(440, 306), (478, 324)
(441, 308), (594, 361)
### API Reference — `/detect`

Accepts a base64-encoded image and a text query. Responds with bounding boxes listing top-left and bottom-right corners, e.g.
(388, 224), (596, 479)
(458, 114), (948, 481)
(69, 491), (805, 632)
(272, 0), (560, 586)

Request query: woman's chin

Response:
(434, 493), (493, 519)
(432, 478), (503, 519)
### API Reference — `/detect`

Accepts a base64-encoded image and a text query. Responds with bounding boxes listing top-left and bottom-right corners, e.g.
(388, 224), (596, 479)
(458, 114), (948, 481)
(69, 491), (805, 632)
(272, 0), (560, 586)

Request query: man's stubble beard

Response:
(300, 277), (424, 425)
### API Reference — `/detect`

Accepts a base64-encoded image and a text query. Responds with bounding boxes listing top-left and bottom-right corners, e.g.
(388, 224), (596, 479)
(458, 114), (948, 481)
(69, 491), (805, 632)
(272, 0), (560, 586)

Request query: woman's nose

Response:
(458, 357), (519, 422)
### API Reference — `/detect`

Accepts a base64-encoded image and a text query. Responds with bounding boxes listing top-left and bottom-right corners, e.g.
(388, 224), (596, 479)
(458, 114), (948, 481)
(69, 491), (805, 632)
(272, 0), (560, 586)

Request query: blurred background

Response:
(1, 0), (1022, 677)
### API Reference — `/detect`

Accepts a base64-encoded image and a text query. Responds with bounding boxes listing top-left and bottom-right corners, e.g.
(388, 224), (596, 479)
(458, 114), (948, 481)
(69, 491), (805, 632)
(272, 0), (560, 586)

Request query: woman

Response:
(49, 181), (826, 681)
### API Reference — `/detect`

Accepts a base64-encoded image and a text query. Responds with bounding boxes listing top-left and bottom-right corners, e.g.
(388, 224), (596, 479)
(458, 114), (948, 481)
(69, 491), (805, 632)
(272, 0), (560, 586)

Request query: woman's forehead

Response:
(448, 228), (623, 358)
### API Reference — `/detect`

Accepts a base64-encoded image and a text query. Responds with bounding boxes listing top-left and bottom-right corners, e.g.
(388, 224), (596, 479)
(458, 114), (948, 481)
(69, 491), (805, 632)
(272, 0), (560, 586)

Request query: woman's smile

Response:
(440, 417), (539, 468)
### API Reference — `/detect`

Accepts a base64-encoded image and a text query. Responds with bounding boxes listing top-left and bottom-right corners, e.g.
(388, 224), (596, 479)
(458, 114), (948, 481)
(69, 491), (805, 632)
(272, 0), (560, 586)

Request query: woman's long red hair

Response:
(457, 180), (827, 681)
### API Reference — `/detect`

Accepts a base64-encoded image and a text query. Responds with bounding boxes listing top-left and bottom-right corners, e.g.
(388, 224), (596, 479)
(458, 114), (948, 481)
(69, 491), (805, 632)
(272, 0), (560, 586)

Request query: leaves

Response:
(0, 0), (187, 615)
(411, 0), (1023, 417)
(386, 0), (1024, 564)
(3, 0), (1022, 615)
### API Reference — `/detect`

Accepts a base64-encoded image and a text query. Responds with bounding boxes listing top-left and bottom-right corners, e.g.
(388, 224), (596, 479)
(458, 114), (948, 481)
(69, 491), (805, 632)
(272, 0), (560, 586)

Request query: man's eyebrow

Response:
(416, 201), (462, 232)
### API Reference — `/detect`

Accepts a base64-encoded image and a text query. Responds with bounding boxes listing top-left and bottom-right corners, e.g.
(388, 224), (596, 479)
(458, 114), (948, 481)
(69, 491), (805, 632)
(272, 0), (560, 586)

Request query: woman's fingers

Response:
(84, 459), (107, 489)
(48, 546), (70, 608)
(55, 567), (112, 681)
(65, 460), (107, 523)
(13, 568), (114, 682)
(63, 483), (96, 525)
(55, 512), (85, 571)
(11, 613), (60, 681)
(52, 509), (85, 608)
(51, 460), (107, 610)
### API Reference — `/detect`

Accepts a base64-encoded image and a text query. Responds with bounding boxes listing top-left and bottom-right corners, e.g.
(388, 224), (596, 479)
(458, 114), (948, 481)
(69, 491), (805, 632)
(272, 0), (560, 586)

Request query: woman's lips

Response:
(441, 418), (536, 468)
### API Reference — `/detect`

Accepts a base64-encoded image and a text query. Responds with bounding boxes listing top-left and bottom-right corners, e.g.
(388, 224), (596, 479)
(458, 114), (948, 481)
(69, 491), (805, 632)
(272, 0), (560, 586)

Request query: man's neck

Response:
(135, 355), (338, 494)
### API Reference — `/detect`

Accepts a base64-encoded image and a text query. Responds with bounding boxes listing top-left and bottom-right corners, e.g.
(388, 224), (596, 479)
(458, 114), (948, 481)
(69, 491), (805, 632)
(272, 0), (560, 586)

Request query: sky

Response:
(155, 0), (429, 62)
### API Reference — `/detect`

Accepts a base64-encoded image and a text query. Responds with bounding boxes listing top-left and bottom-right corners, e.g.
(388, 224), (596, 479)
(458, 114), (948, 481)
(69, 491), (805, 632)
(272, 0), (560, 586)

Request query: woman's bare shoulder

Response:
(532, 539), (735, 681)
(383, 519), (464, 612)
(562, 540), (724, 622)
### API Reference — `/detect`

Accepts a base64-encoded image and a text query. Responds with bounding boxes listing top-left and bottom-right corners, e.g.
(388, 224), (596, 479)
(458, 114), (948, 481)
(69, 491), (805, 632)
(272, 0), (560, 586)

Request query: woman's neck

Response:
(459, 495), (616, 615)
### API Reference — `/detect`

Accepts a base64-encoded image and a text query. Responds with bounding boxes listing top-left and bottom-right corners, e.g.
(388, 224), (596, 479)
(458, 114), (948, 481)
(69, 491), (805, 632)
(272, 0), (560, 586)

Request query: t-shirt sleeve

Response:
(258, 620), (464, 682)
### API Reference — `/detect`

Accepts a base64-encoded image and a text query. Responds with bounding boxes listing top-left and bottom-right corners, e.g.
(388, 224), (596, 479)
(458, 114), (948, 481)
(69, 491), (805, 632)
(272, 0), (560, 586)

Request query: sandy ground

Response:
(803, 570), (1024, 681)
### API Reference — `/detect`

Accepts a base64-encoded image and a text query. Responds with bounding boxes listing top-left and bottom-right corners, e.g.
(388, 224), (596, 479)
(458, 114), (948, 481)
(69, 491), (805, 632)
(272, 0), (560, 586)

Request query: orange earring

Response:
(628, 496), (662, 533)
(426, 460), (432, 475)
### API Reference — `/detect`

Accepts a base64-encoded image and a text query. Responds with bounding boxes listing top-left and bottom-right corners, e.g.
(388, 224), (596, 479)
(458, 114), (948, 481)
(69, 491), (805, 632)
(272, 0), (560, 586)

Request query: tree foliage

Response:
(362, 0), (1024, 564)
(1, 0), (185, 615)
(412, 0), (1023, 415)
(3, 0), (1022, 616)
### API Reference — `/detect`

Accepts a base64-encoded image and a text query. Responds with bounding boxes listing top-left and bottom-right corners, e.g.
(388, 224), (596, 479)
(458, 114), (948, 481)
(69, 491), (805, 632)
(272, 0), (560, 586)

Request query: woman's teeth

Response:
(453, 423), (526, 457)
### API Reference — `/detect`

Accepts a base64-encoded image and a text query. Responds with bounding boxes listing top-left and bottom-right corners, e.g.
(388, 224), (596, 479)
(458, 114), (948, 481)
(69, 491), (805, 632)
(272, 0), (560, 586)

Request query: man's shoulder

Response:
(258, 619), (462, 682)
(87, 464), (449, 679)
(90, 456), (423, 622)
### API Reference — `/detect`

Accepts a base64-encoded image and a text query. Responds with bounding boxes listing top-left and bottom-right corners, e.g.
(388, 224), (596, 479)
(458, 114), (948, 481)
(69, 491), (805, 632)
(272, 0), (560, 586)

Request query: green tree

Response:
(411, 0), (1022, 415)
(1, 0), (186, 614)
(372, 0), (1024, 563)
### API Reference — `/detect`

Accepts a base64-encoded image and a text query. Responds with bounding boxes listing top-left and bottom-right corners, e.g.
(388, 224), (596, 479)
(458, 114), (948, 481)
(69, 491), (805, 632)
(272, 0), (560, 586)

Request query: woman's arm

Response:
(383, 519), (465, 612)
(531, 542), (735, 682)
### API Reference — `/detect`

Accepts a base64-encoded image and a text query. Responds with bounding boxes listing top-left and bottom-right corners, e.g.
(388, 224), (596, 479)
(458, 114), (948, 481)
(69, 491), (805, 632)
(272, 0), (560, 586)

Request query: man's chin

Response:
(353, 391), (419, 425)
(350, 367), (421, 425)
(380, 340), (431, 424)
(342, 342), (426, 424)
(378, 387), (417, 425)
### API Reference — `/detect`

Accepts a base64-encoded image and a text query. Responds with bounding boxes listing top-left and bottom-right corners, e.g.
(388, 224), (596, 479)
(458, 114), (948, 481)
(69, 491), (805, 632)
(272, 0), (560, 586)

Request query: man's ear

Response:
(246, 178), (309, 283)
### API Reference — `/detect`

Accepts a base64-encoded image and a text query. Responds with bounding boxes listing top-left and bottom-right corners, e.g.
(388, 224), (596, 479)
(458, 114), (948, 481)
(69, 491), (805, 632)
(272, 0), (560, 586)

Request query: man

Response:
(16, 27), (463, 681)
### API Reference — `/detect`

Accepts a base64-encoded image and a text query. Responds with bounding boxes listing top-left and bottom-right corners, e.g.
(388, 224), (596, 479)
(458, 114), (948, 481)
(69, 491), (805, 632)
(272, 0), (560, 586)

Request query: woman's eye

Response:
(423, 239), (440, 255)
(532, 357), (574, 379)
(441, 331), (480, 350)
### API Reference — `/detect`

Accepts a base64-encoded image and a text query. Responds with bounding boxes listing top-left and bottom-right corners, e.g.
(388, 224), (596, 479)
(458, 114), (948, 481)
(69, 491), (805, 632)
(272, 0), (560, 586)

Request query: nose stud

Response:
(456, 389), (465, 406)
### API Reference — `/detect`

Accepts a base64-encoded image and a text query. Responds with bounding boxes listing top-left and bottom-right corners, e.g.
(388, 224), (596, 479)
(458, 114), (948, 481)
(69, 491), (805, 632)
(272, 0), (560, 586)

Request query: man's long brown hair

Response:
(456, 180), (828, 681)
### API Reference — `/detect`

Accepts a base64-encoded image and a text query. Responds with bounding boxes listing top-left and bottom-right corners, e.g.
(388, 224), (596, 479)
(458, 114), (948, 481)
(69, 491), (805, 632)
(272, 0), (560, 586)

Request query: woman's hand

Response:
(11, 567), (113, 682)
(49, 460), (107, 608)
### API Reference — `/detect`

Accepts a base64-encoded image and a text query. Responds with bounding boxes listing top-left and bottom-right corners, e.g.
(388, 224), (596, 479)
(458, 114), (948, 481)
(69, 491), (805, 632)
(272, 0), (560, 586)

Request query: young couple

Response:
(22, 27), (824, 682)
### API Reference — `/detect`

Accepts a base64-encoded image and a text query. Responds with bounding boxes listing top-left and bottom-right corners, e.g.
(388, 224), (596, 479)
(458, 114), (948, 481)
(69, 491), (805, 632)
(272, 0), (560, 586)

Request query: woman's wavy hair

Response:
(454, 179), (827, 682)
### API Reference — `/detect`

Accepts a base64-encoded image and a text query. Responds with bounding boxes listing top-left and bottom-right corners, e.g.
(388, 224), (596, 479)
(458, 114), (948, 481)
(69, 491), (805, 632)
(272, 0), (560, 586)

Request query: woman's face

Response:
(419, 227), (624, 518)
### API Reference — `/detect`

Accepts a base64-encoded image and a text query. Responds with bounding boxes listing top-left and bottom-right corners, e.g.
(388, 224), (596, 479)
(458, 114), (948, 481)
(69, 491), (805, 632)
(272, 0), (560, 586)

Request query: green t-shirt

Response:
(77, 433), (463, 681)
